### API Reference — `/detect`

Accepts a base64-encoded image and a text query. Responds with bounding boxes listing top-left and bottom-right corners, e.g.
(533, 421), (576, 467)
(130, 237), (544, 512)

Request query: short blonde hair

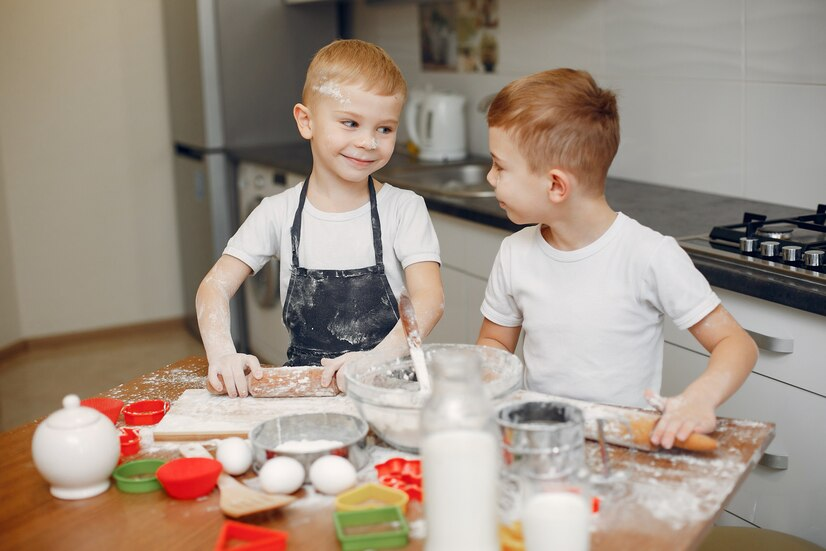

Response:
(487, 69), (619, 189)
(303, 39), (407, 104)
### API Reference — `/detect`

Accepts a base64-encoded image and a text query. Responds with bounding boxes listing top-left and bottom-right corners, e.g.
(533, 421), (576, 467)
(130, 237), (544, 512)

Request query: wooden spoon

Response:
(179, 443), (295, 518)
(399, 289), (431, 392)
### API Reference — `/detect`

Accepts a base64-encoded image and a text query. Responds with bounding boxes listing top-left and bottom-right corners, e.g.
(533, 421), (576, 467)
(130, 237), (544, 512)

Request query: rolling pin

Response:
(206, 365), (339, 397)
(587, 411), (718, 453)
(628, 413), (718, 452)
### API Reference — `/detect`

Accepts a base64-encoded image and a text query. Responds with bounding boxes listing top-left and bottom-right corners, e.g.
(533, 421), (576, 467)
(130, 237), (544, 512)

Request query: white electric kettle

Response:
(405, 89), (467, 161)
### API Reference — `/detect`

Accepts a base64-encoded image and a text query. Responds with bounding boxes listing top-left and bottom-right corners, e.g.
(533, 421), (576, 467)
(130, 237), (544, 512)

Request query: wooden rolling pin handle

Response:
(631, 416), (718, 452)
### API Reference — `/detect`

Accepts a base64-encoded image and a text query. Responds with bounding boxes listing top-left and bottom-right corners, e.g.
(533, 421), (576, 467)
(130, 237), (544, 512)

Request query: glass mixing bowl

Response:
(343, 344), (523, 453)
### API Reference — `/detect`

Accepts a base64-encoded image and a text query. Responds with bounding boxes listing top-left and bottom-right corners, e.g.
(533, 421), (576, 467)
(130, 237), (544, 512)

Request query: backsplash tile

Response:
(603, 0), (743, 80)
(606, 76), (743, 196)
(745, 82), (826, 208)
(352, 0), (825, 208)
(746, 0), (826, 85)
(498, 0), (605, 76)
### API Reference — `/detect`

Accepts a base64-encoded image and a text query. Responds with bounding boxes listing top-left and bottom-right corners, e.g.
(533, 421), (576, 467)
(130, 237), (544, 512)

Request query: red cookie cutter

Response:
(213, 520), (288, 551)
(119, 427), (141, 457)
(374, 457), (422, 502)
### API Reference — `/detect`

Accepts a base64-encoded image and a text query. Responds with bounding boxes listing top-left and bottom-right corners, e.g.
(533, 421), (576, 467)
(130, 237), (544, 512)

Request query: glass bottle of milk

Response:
(420, 348), (499, 551)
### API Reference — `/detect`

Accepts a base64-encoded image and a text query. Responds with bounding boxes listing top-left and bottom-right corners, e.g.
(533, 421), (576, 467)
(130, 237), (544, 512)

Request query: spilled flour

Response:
(107, 362), (207, 403)
(153, 389), (359, 437)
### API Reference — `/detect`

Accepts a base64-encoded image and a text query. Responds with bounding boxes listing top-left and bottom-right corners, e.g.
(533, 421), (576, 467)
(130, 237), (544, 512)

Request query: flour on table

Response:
(107, 359), (208, 402)
(153, 389), (360, 437)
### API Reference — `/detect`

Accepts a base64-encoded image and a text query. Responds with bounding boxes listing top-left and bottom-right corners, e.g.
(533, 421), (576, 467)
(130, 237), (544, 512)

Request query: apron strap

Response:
(367, 176), (385, 268)
(289, 175), (385, 269)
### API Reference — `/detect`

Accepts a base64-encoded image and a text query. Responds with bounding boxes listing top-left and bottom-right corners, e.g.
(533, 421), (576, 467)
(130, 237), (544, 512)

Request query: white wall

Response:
(0, 0), (183, 342)
(352, 0), (825, 209)
(0, 133), (22, 348)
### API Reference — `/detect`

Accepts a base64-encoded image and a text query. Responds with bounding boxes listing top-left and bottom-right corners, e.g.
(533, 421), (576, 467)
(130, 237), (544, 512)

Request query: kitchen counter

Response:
(228, 143), (823, 313)
(0, 357), (774, 550)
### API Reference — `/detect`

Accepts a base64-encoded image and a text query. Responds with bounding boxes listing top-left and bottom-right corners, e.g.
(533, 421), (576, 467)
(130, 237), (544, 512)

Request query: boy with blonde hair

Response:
(198, 40), (443, 397)
(477, 69), (757, 448)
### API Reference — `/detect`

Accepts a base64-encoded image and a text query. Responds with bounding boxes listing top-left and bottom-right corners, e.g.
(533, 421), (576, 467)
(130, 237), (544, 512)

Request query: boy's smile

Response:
(296, 83), (404, 187)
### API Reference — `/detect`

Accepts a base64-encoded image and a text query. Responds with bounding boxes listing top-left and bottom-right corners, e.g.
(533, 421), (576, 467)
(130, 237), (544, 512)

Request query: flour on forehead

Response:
(314, 79), (351, 105)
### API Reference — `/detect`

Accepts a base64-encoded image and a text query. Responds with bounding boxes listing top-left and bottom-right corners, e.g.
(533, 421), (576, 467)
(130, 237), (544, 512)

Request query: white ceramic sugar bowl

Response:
(31, 394), (121, 500)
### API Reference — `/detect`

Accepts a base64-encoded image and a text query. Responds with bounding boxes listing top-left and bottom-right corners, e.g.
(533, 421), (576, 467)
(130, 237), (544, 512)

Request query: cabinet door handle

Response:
(745, 330), (794, 354)
(759, 440), (789, 470)
(759, 451), (789, 470)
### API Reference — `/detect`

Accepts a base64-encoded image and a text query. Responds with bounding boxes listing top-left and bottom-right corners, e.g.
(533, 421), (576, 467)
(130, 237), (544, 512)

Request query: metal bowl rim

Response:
(495, 400), (585, 432)
(248, 412), (369, 450)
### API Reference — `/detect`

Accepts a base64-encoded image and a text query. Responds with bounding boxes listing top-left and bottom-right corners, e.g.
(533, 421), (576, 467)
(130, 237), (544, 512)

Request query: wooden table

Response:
(0, 356), (774, 551)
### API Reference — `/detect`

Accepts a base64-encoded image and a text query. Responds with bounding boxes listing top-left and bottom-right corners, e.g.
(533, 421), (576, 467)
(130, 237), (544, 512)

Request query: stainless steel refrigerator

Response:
(162, 0), (338, 347)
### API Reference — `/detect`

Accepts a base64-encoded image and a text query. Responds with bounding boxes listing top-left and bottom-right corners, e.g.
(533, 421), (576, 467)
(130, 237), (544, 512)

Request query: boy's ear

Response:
(293, 103), (313, 140)
(546, 168), (571, 203)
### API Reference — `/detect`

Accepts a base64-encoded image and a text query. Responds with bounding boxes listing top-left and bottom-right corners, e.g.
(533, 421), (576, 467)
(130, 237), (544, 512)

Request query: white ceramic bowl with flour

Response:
(344, 344), (523, 453)
(249, 412), (369, 482)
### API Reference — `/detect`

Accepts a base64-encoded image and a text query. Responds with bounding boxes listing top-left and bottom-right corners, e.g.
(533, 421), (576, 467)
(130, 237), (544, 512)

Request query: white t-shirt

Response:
(481, 212), (720, 408)
(225, 182), (441, 305)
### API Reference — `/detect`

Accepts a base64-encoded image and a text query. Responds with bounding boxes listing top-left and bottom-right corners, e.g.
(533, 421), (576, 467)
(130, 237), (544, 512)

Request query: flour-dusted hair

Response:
(487, 68), (619, 189)
(303, 39), (407, 104)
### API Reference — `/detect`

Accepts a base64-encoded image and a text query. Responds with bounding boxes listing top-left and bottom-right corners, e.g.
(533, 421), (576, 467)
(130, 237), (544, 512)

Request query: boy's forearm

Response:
(476, 318), (520, 353)
(477, 337), (510, 351)
(196, 281), (237, 363)
(374, 285), (444, 356)
(196, 258), (248, 364)
(680, 332), (758, 409)
(411, 285), (444, 339)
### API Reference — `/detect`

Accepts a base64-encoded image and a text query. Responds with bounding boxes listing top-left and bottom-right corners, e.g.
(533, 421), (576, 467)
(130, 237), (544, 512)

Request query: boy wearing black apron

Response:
(196, 40), (444, 397)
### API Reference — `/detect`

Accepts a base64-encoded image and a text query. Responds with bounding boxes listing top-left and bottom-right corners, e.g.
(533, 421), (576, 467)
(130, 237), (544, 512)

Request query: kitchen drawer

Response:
(663, 344), (826, 547)
(664, 287), (826, 396)
(431, 212), (509, 279)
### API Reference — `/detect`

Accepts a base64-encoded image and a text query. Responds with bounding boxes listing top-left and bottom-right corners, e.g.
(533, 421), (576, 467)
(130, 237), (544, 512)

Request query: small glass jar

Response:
(420, 347), (500, 551)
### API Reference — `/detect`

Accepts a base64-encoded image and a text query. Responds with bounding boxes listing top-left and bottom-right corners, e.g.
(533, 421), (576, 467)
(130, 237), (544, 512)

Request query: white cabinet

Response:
(665, 288), (826, 396)
(428, 212), (509, 345)
(662, 287), (826, 547)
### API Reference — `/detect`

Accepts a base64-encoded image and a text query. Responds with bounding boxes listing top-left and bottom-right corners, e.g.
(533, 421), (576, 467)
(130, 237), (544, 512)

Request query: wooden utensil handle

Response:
(629, 415), (718, 452)
(206, 365), (339, 397)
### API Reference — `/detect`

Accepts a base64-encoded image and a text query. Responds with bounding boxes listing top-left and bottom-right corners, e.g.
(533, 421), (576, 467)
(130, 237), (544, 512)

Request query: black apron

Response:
(282, 175), (399, 366)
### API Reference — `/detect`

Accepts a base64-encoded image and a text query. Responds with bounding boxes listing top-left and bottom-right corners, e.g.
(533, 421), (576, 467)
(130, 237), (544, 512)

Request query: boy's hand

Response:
(208, 353), (263, 398)
(646, 389), (717, 449)
(320, 351), (363, 391)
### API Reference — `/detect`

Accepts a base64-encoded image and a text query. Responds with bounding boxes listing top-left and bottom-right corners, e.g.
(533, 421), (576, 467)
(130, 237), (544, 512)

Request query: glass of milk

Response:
(420, 347), (503, 551)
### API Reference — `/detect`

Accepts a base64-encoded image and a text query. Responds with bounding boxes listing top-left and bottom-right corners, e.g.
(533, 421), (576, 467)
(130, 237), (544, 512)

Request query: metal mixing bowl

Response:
(249, 413), (369, 481)
(343, 344), (523, 453)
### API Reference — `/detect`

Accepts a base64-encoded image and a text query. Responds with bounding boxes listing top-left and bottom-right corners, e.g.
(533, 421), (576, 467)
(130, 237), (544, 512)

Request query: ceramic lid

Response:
(45, 394), (103, 430)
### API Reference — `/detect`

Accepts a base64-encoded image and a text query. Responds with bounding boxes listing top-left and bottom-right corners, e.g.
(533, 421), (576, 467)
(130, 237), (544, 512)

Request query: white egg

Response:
(258, 456), (306, 494)
(215, 437), (252, 475)
(309, 455), (357, 495)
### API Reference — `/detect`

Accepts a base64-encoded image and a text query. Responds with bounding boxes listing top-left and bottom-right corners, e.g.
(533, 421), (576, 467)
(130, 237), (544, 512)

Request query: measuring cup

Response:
(496, 401), (591, 550)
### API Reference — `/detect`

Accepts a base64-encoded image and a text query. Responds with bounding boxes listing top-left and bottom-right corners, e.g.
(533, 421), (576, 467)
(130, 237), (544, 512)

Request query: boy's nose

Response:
(486, 166), (497, 187)
(357, 134), (379, 150)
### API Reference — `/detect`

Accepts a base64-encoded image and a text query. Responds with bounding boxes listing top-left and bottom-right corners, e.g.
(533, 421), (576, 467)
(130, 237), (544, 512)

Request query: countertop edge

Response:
(687, 253), (826, 316)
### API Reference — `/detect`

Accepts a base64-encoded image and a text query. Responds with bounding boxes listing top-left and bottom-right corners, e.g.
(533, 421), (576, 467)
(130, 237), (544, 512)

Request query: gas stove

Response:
(677, 204), (826, 284)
